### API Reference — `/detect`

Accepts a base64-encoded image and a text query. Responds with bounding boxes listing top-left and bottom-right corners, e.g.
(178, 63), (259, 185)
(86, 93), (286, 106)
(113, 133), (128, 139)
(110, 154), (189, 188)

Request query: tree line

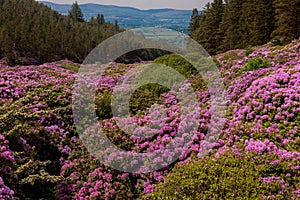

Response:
(0, 0), (121, 66)
(189, 0), (300, 55)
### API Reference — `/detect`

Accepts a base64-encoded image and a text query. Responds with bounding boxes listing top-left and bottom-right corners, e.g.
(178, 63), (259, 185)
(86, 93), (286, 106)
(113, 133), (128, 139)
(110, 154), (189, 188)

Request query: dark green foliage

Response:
(190, 0), (224, 55)
(218, 0), (243, 51)
(0, 0), (121, 66)
(188, 8), (199, 33)
(10, 160), (63, 200)
(115, 49), (171, 64)
(241, 57), (271, 72)
(116, 54), (209, 115)
(88, 14), (106, 26)
(190, 0), (300, 55)
(114, 20), (120, 32)
(153, 53), (210, 92)
(68, 1), (84, 22)
(239, 0), (274, 47)
(271, 0), (300, 43)
(98, 14), (105, 25)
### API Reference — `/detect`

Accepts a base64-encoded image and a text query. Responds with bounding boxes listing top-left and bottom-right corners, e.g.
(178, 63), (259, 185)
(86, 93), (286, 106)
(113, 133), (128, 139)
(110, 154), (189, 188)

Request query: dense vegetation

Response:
(0, 0), (299, 199)
(0, 0), (121, 66)
(189, 0), (300, 55)
(0, 37), (299, 199)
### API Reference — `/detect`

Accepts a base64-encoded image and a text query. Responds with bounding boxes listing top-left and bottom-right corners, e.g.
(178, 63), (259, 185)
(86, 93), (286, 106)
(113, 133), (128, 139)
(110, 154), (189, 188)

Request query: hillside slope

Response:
(0, 39), (299, 199)
(0, 0), (120, 66)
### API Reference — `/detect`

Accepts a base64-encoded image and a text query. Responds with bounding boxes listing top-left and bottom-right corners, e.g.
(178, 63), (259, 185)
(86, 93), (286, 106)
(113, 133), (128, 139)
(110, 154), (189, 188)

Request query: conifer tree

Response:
(0, 0), (121, 65)
(218, 0), (243, 51)
(272, 0), (300, 43)
(88, 16), (97, 26)
(189, 0), (299, 54)
(100, 14), (105, 25)
(68, 1), (84, 22)
(96, 14), (105, 26)
(114, 20), (119, 32)
(250, 0), (273, 45)
(239, 0), (256, 46)
(189, 8), (199, 33)
(239, 0), (274, 46)
(191, 0), (224, 55)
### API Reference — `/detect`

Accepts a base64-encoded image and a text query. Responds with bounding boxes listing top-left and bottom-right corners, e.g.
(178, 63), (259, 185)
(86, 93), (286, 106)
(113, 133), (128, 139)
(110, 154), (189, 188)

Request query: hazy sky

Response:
(38, 0), (212, 10)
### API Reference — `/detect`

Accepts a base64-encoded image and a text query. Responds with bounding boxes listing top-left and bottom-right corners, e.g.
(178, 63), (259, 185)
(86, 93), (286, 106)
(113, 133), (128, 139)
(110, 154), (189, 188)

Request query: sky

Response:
(37, 0), (212, 10)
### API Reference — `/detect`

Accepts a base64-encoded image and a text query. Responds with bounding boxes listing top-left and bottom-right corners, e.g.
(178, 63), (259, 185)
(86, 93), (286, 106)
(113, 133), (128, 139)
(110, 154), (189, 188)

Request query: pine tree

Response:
(272, 0), (300, 43)
(239, 0), (256, 46)
(68, 1), (84, 22)
(240, 0), (274, 46)
(188, 8), (199, 33)
(190, 4), (210, 51)
(251, 0), (274, 45)
(114, 20), (119, 32)
(88, 16), (97, 26)
(100, 14), (105, 25)
(189, 0), (299, 54)
(191, 0), (224, 55)
(96, 14), (105, 26)
(218, 0), (243, 51)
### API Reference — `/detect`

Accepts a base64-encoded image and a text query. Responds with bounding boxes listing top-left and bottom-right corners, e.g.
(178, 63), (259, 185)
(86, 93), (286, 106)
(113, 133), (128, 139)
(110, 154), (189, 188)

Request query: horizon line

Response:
(37, 0), (196, 11)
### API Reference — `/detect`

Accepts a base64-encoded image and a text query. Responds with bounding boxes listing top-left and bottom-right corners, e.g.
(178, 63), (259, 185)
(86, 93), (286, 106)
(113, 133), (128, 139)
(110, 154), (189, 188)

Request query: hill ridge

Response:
(40, 1), (192, 32)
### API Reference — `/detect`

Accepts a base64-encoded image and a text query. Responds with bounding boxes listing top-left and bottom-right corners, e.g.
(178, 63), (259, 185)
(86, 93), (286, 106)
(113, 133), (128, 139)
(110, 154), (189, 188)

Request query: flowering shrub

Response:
(149, 38), (300, 199)
(0, 134), (14, 175)
(0, 38), (299, 199)
(0, 62), (76, 199)
(0, 177), (14, 200)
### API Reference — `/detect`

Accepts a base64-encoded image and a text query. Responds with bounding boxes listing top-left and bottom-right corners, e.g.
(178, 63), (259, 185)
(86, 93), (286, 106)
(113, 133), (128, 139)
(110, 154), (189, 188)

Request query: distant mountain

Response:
(40, 1), (192, 33)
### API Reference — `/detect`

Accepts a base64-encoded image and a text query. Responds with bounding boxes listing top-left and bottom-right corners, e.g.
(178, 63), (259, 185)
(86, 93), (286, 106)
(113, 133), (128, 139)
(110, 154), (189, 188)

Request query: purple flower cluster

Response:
(0, 38), (299, 198)
(0, 176), (14, 200)
(216, 38), (300, 198)
(0, 134), (14, 175)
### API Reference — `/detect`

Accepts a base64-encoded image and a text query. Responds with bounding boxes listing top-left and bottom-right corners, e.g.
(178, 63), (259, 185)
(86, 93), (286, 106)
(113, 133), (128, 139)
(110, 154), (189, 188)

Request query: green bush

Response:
(241, 57), (271, 72)
(146, 150), (296, 200)
(153, 54), (197, 78)
(153, 53), (210, 92)
(95, 92), (113, 119)
(129, 83), (169, 115)
(10, 160), (63, 200)
(147, 152), (261, 199)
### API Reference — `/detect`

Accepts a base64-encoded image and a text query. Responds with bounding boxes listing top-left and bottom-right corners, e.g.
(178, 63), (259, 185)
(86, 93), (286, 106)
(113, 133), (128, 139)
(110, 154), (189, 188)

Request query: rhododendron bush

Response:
(0, 38), (299, 199)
